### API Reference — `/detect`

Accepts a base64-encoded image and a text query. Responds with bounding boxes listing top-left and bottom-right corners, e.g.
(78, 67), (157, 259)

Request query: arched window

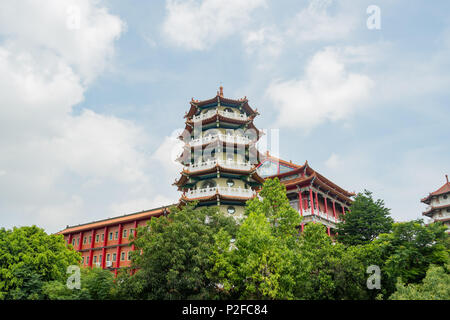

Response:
(224, 107), (234, 113)
(227, 206), (236, 214)
(226, 179), (234, 187)
(201, 180), (216, 189)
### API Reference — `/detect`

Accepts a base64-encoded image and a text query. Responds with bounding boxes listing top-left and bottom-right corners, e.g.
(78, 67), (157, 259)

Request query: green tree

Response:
(389, 264), (450, 300)
(337, 190), (393, 246)
(118, 203), (237, 300)
(0, 225), (80, 299)
(42, 267), (115, 300)
(293, 223), (378, 300)
(375, 220), (450, 298)
(210, 178), (301, 299)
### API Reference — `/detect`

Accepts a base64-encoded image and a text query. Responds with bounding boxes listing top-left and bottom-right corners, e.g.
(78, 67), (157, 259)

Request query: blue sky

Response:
(0, 0), (449, 233)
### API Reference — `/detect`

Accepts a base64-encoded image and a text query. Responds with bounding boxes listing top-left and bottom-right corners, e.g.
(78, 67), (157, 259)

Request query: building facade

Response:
(58, 89), (355, 272)
(421, 175), (450, 233)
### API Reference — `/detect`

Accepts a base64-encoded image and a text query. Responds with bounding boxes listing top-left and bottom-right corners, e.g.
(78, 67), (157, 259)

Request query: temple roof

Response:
(421, 175), (450, 204)
(185, 87), (259, 119)
(57, 205), (173, 235)
(257, 151), (356, 203)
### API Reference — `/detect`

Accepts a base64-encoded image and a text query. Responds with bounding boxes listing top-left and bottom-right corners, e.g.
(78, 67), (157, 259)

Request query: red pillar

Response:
(101, 226), (108, 269)
(342, 205), (345, 217)
(298, 190), (303, 216)
(88, 228), (95, 268)
(68, 234), (73, 248)
(324, 196), (329, 220)
(116, 224), (123, 273)
(332, 201), (337, 222)
(77, 232), (83, 251)
(315, 191), (319, 214)
(309, 188), (314, 216)
(327, 226), (331, 236)
(301, 224), (304, 232)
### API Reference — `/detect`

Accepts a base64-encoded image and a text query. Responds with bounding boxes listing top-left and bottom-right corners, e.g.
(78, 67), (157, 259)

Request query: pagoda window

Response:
(226, 179), (235, 187)
(227, 206), (236, 214)
(224, 107), (234, 113)
(113, 253), (116, 262)
(202, 180), (216, 189)
(444, 195), (448, 199)
(203, 148), (216, 161)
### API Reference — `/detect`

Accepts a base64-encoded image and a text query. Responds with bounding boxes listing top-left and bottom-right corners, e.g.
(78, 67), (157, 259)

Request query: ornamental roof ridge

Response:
(421, 174), (450, 203)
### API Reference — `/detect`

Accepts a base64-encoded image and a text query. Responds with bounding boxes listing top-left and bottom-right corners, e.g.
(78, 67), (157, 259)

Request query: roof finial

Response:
(219, 86), (223, 97)
(446, 174), (449, 184)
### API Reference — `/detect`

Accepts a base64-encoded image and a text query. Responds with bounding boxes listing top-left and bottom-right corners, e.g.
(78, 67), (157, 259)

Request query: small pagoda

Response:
(174, 87), (264, 218)
(421, 175), (450, 233)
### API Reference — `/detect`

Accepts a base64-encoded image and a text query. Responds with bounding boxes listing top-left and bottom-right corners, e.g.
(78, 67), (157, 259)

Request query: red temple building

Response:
(58, 89), (356, 272)
(421, 175), (450, 233)
(257, 152), (354, 236)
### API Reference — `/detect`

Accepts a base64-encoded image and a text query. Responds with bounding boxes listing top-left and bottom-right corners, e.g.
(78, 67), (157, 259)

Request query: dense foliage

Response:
(115, 203), (238, 299)
(1, 179), (449, 300)
(0, 225), (80, 299)
(336, 190), (393, 245)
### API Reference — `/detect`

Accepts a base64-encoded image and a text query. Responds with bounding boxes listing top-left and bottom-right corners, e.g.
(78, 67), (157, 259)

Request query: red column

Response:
(88, 228), (95, 268)
(131, 220), (138, 276)
(324, 197), (328, 220)
(301, 224), (304, 232)
(116, 224), (123, 273)
(315, 191), (319, 214)
(77, 232), (83, 251)
(342, 205), (345, 216)
(309, 188), (314, 215)
(68, 234), (73, 248)
(298, 190), (303, 216)
(101, 226), (108, 269)
(332, 201), (337, 222)
(327, 227), (331, 236)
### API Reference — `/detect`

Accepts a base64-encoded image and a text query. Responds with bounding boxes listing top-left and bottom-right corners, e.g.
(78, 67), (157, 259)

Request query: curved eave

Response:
(180, 193), (255, 203)
(422, 203), (450, 217)
(174, 164), (262, 187)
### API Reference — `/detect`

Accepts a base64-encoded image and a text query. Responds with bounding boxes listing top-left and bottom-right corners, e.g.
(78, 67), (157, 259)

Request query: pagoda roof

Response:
(422, 203), (450, 217)
(174, 165), (264, 188)
(185, 87), (259, 119)
(421, 175), (450, 204)
(179, 192), (255, 203)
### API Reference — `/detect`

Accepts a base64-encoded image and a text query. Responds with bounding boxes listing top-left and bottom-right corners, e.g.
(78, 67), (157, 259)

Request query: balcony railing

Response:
(296, 207), (343, 224)
(186, 159), (253, 173)
(184, 186), (256, 199)
(191, 109), (249, 122)
(189, 133), (251, 147)
(218, 110), (248, 121)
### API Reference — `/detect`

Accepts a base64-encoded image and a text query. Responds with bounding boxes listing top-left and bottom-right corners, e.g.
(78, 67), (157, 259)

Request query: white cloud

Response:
(162, 0), (266, 50)
(325, 153), (341, 169)
(287, 0), (358, 43)
(266, 47), (374, 131)
(0, 0), (124, 83)
(0, 1), (177, 233)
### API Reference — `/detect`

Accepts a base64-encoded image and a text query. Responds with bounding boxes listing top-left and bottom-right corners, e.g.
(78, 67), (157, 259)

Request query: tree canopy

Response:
(336, 190), (393, 246)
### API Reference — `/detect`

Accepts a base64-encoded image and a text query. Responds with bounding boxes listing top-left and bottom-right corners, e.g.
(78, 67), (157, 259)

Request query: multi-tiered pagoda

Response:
(421, 175), (450, 233)
(174, 87), (264, 218)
